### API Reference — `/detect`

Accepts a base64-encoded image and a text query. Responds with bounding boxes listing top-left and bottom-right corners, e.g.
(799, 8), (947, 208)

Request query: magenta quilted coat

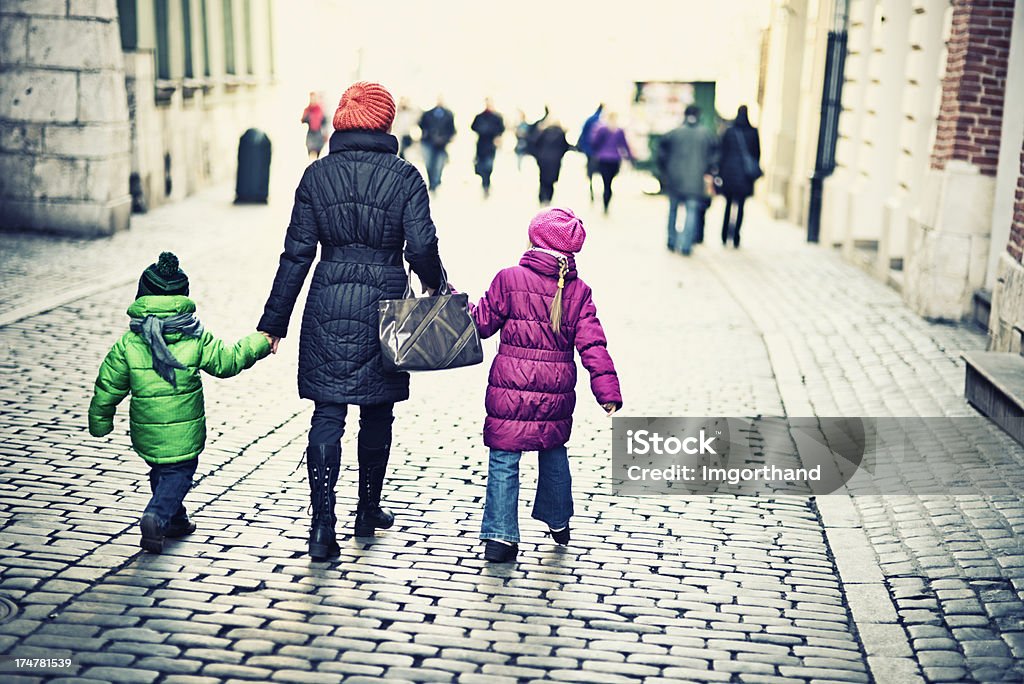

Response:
(471, 250), (622, 451)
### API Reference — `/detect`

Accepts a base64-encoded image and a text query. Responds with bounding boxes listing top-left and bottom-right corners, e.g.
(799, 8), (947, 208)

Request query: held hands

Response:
(602, 402), (619, 417)
(259, 331), (280, 354)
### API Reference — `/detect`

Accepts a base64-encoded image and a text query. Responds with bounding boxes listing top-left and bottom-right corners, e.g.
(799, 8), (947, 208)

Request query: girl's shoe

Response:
(483, 540), (518, 563)
(139, 512), (164, 554)
(547, 525), (570, 545)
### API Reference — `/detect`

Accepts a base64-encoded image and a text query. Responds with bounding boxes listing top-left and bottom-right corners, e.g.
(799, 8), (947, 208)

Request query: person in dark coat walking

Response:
(258, 82), (445, 560)
(418, 96), (456, 192)
(533, 119), (571, 205)
(470, 98), (505, 197)
(717, 105), (761, 247)
(576, 103), (603, 201)
(657, 105), (717, 255)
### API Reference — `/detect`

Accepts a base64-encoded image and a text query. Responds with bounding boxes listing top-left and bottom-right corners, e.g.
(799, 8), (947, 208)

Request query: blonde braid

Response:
(550, 258), (568, 333)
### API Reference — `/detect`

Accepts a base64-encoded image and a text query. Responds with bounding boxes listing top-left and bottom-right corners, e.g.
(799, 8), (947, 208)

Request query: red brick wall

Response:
(1008, 141), (1024, 263)
(930, 0), (1013, 175)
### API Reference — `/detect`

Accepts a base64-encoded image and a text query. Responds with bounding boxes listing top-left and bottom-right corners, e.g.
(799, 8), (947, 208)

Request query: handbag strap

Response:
(734, 127), (754, 165)
(401, 261), (449, 299)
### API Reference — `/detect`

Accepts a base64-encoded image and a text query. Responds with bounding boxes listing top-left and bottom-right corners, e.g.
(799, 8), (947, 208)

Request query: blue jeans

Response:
(145, 459), (198, 526)
(667, 196), (702, 255)
(481, 446), (573, 543)
(422, 143), (448, 190)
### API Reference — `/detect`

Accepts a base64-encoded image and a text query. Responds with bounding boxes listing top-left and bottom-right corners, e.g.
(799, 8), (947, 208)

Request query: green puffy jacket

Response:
(88, 295), (271, 464)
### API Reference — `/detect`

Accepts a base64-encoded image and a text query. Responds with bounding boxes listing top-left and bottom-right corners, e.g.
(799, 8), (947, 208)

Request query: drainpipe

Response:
(807, 0), (850, 243)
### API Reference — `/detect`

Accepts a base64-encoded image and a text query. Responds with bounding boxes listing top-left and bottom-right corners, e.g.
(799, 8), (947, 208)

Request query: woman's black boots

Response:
(354, 444), (395, 537)
(306, 444), (341, 559)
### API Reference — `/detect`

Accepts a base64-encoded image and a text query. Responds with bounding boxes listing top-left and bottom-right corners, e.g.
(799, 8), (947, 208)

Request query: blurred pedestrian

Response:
(469, 208), (622, 563)
(89, 252), (272, 554)
(717, 105), (761, 248)
(576, 103), (603, 201)
(418, 96), (456, 192)
(588, 112), (634, 214)
(393, 97), (419, 160)
(258, 82), (446, 559)
(657, 105), (717, 256)
(471, 98), (506, 197)
(514, 110), (531, 171)
(533, 118), (570, 205)
(301, 91), (330, 161)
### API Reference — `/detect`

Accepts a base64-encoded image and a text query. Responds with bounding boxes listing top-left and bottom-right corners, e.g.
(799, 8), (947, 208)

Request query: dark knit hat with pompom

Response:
(137, 252), (189, 298)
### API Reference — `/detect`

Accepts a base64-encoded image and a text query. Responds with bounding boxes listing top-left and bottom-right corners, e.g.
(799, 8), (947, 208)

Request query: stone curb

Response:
(705, 252), (921, 684)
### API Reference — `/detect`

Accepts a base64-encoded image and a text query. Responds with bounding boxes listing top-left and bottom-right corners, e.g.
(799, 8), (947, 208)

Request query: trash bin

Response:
(235, 128), (272, 204)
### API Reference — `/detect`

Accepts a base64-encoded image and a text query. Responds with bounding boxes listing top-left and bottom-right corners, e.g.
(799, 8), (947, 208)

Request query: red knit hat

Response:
(333, 81), (396, 131)
(528, 207), (586, 254)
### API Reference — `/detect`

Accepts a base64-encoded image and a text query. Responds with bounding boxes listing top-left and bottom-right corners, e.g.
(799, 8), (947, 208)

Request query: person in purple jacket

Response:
(470, 208), (623, 563)
(588, 112), (634, 214)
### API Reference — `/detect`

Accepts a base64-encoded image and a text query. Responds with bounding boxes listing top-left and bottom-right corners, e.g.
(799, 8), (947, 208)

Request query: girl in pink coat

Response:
(471, 208), (623, 563)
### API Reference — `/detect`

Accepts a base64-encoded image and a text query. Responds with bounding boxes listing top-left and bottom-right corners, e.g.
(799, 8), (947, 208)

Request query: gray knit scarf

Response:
(129, 312), (205, 386)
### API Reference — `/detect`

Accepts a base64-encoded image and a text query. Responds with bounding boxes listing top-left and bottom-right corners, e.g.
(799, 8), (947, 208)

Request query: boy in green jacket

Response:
(88, 252), (272, 553)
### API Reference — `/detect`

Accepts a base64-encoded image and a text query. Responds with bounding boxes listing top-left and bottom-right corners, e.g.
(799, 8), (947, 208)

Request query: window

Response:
(222, 0), (236, 75)
(243, 0), (254, 75)
(201, 0), (211, 77)
(182, 0), (194, 78)
(154, 0), (170, 80)
(117, 0), (137, 50)
(266, 0), (274, 76)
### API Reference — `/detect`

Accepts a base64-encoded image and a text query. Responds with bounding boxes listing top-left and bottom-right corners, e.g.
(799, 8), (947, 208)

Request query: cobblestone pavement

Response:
(0, 150), (1021, 683)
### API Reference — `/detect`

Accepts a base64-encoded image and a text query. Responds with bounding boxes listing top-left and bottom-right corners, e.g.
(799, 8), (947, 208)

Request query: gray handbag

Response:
(378, 268), (483, 372)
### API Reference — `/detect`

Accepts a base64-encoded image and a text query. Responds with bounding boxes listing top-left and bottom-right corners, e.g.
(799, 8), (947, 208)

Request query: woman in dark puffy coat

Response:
(532, 119), (571, 205)
(717, 105), (761, 248)
(258, 82), (445, 559)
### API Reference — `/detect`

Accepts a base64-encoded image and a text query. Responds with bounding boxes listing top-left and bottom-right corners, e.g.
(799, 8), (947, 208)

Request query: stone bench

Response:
(964, 349), (1024, 445)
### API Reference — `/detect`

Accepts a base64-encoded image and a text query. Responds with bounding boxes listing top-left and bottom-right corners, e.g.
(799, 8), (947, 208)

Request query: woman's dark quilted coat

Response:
(258, 130), (443, 404)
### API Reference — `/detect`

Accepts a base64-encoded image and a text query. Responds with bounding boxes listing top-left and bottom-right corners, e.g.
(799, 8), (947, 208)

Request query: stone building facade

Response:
(758, 0), (1023, 329)
(0, 0), (276, 236)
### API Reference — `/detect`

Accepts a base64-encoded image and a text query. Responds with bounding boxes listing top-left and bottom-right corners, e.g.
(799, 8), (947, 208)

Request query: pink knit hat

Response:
(333, 81), (396, 131)
(528, 207), (586, 254)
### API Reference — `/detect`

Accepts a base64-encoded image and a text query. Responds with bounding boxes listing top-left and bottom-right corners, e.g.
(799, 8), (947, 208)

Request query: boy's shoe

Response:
(547, 525), (570, 545)
(483, 540), (518, 563)
(164, 517), (196, 539)
(139, 512), (164, 554)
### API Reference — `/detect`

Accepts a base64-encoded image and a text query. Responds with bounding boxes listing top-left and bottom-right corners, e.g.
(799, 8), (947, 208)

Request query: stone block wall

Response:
(989, 138), (1024, 350)
(0, 0), (132, 236)
(1007, 145), (1024, 264)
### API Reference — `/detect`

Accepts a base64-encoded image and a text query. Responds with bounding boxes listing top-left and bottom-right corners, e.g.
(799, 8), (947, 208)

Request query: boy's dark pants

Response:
(145, 459), (197, 526)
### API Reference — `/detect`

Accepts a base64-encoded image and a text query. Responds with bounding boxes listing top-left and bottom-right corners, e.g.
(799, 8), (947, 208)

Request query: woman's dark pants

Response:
(597, 159), (621, 212)
(722, 195), (747, 247)
(306, 402), (396, 553)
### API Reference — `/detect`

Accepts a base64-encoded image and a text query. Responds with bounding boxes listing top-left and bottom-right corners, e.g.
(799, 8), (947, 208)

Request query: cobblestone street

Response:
(1, 153), (1023, 684)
